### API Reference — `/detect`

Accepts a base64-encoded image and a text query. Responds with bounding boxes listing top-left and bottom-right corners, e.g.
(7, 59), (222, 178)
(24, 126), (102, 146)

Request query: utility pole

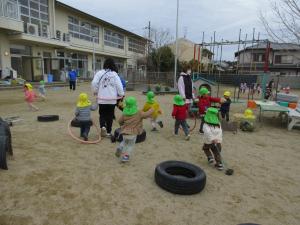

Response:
(174, 0), (179, 89)
(144, 21), (151, 73)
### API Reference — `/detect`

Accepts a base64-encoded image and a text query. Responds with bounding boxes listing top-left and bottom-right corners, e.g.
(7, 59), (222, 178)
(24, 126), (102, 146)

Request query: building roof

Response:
(235, 42), (300, 56)
(56, 1), (148, 42)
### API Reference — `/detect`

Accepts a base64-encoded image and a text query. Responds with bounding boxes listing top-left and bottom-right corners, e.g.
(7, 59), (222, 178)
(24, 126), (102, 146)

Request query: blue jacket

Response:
(69, 70), (77, 81)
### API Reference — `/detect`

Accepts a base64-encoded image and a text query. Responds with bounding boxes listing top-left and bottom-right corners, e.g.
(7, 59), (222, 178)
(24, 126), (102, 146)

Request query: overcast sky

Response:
(60, 0), (272, 59)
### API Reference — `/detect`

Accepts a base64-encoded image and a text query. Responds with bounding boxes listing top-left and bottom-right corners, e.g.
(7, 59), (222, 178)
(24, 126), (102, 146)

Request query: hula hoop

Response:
(179, 112), (197, 133)
(68, 119), (101, 144)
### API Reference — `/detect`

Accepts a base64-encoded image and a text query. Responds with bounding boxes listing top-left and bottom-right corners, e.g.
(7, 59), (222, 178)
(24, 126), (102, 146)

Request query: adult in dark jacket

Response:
(177, 66), (194, 105)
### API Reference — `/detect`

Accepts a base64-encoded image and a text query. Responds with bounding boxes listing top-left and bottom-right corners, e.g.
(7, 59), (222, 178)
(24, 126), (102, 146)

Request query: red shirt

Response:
(197, 96), (220, 115)
(172, 105), (188, 120)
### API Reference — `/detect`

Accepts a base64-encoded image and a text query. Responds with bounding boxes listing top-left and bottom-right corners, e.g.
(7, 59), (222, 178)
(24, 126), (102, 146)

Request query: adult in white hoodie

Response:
(91, 58), (124, 136)
(177, 66), (194, 105)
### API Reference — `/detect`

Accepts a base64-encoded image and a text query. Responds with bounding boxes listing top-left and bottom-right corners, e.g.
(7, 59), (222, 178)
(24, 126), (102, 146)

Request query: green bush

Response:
(155, 85), (161, 92)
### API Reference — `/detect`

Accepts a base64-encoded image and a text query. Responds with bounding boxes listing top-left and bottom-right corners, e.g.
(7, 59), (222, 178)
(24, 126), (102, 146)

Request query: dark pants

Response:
(221, 111), (230, 122)
(99, 104), (115, 134)
(79, 121), (92, 137)
(203, 143), (222, 164)
(175, 119), (189, 136)
(199, 115), (205, 133)
(69, 80), (76, 90)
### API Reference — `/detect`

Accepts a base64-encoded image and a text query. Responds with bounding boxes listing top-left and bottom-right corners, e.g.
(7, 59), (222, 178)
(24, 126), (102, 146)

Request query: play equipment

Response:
(277, 101), (289, 107)
(287, 104), (300, 131)
(111, 128), (146, 143)
(37, 115), (59, 122)
(68, 119), (101, 144)
(155, 160), (206, 195)
(247, 100), (257, 109)
(276, 92), (299, 103)
(288, 102), (297, 109)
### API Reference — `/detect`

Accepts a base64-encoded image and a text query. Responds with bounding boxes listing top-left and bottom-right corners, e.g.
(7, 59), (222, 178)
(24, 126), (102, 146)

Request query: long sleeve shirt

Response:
(172, 105), (188, 120)
(75, 104), (98, 121)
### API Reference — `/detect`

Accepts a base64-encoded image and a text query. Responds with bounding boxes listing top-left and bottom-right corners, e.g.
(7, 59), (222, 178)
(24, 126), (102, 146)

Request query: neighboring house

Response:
(0, 0), (147, 81)
(168, 38), (213, 71)
(235, 42), (300, 75)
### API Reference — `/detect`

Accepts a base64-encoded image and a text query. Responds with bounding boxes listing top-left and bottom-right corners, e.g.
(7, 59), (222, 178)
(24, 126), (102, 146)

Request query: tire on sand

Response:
(0, 136), (8, 170)
(155, 160), (206, 195)
(37, 115), (59, 122)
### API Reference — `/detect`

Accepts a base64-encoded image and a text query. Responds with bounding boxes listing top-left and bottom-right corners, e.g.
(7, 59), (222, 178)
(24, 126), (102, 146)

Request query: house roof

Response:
(56, 1), (148, 42)
(235, 42), (300, 56)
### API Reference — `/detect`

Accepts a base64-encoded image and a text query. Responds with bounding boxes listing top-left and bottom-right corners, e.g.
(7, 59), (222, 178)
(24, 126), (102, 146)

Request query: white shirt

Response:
(91, 69), (124, 105)
(203, 123), (223, 144)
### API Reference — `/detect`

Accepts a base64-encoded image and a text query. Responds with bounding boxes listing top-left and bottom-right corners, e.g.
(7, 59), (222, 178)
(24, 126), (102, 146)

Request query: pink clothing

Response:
(25, 90), (37, 103)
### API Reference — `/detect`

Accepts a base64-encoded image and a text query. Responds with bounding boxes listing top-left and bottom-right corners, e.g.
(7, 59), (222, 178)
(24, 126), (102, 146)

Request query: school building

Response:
(0, 0), (147, 81)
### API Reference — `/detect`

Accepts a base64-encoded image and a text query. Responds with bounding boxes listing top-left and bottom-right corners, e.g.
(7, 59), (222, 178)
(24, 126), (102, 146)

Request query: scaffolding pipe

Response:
(200, 31), (204, 73)
(250, 28), (255, 73)
(236, 29), (242, 75)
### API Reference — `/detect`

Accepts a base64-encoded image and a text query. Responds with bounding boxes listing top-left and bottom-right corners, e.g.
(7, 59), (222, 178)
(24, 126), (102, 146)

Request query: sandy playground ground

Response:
(0, 83), (299, 225)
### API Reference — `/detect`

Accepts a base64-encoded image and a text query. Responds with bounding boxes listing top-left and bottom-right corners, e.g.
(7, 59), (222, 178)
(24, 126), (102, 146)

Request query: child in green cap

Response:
(143, 91), (163, 131)
(38, 80), (46, 101)
(172, 95), (190, 140)
(197, 87), (221, 133)
(202, 107), (224, 170)
(117, 97), (154, 162)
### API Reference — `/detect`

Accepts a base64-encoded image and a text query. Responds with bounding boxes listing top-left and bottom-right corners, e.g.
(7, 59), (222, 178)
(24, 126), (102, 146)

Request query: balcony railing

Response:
(0, 0), (19, 20)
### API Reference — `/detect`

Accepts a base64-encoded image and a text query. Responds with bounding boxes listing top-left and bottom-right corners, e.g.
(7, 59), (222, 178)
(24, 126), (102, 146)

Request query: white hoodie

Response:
(91, 69), (124, 105)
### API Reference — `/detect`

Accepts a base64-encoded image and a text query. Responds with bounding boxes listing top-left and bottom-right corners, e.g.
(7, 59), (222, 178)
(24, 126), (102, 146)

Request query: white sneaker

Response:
(101, 127), (107, 137)
(185, 134), (190, 141)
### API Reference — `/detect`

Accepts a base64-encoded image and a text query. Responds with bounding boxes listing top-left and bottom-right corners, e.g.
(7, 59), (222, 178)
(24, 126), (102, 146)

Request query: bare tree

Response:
(260, 0), (300, 43)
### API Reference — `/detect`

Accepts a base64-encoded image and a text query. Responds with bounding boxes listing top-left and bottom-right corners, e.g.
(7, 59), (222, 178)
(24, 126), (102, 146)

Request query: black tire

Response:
(155, 161), (206, 195)
(113, 128), (146, 143)
(0, 136), (8, 170)
(37, 115), (59, 122)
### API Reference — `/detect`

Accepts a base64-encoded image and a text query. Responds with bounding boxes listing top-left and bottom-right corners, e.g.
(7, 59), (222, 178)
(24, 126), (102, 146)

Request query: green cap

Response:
(146, 91), (155, 104)
(173, 95), (185, 106)
(40, 80), (45, 85)
(123, 97), (138, 116)
(199, 87), (209, 96)
(204, 107), (219, 125)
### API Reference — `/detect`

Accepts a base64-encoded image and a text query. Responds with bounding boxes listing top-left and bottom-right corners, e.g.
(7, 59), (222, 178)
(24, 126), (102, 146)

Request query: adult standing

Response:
(177, 66), (194, 106)
(91, 58), (124, 137)
(68, 68), (77, 91)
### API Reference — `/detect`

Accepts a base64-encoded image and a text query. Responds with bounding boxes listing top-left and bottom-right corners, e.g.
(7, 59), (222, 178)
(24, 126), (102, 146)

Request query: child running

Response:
(202, 107), (224, 171)
(172, 95), (190, 140)
(38, 80), (46, 101)
(197, 87), (220, 133)
(24, 83), (39, 111)
(116, 97), (154, 162)
(220, 91), (232, 122)
(143, 91), (163, 131)
(75, 93), (98, 141)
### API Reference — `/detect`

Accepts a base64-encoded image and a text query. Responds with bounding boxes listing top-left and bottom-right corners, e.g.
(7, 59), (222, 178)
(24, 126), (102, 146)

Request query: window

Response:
(68, 16), (99, 43)
(18, 0), (49, 35)
(104, 29), (124, 49)
(275, 55), (293, 64)
(128, 38), (146, 54)
(252, 53), (265, 62)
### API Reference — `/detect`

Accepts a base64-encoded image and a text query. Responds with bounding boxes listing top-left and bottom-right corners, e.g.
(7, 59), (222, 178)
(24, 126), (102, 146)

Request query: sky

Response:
(60, 0), (273, 60)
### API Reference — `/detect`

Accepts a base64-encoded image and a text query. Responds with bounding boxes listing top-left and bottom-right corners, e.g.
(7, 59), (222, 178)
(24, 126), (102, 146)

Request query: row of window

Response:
(104, 29), (124, 49)
(245, 53), (294, 64)
(68, 16), (99, 43)
(128, 38), (146, 54)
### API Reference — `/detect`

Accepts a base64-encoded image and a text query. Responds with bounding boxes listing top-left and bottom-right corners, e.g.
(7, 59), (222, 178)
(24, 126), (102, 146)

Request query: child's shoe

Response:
(215, 163), (224, 171)
(82, 133), (88, 141)
(151, 127), (158, 132)
(207, 157), (214, 164)
(106, 133), (112, 138)
(157, 121), (164, 128)
(121, 154), (130, 162)
(185, 134), (190, 141)
(115, 147), (122, 157)
(101, 127), (107, 137)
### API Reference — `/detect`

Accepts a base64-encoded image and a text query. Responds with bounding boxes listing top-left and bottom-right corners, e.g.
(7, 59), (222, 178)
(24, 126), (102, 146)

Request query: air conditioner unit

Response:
(41, 24), (50, 38)
(56, 30), (61, 40)
(27, 23), (38, 36)
(63, 33), (70, 42)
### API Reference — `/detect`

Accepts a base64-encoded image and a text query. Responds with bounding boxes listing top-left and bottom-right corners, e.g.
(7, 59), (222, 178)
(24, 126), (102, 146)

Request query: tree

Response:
(260, 0), (300, 43)
(150, 46), (175, 72)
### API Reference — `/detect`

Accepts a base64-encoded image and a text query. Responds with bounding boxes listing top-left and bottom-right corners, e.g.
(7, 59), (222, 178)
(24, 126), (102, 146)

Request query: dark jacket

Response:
(220, 98), (231, 113)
